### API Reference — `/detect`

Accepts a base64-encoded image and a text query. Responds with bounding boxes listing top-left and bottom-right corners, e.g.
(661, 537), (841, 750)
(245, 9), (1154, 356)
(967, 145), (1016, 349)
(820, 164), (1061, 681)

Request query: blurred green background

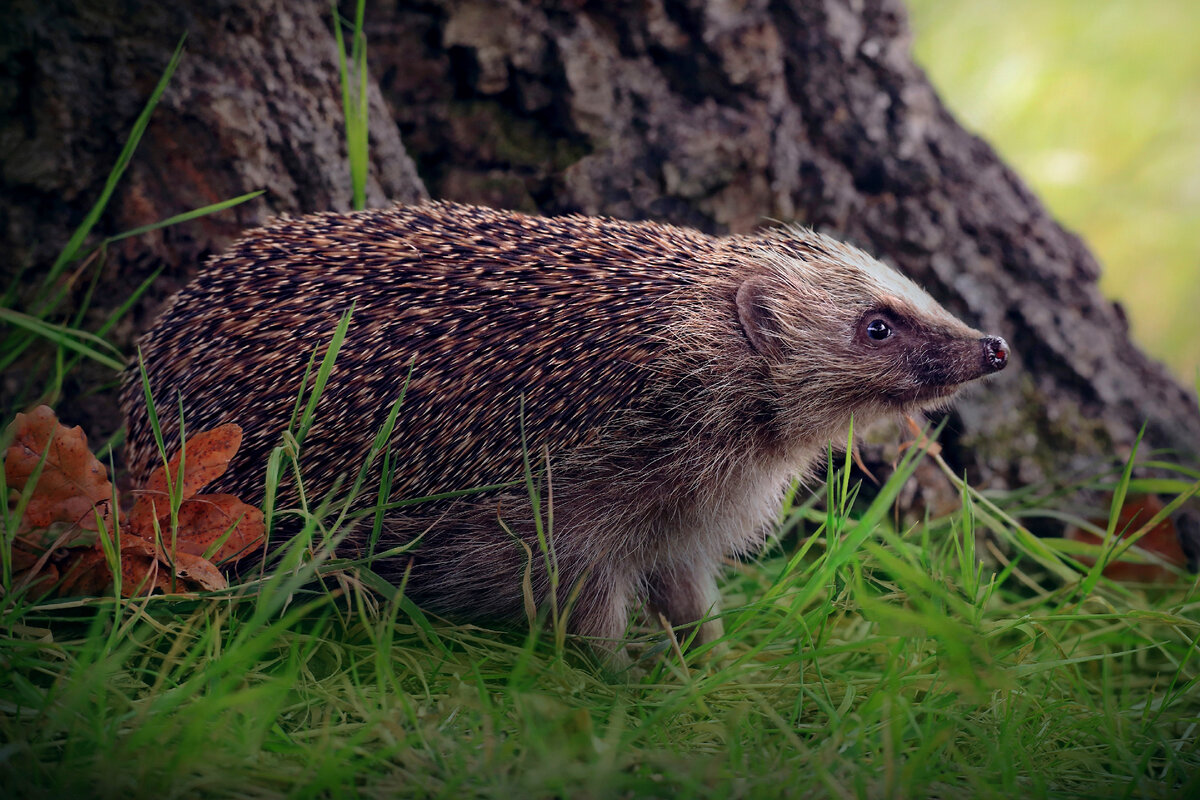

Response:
(907, 0), (1200, 382)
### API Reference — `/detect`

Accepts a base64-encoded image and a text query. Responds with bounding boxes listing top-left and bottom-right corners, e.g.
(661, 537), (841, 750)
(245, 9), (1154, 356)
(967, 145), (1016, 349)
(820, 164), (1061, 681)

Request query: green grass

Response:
(2, 426), (1198, 798)
(908, 0), (1200, 381)
(333, 0), (370, 211)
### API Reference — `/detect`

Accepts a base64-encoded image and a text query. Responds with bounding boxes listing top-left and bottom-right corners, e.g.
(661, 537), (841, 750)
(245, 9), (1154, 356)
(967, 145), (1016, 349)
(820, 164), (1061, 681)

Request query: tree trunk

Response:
(0, 0), (426, 429)
(2, 0), (1197, 544)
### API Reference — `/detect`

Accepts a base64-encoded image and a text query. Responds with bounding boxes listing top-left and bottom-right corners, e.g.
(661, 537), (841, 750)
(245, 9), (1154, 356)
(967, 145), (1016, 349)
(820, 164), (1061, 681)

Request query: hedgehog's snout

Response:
(981, 336), (1009, 374)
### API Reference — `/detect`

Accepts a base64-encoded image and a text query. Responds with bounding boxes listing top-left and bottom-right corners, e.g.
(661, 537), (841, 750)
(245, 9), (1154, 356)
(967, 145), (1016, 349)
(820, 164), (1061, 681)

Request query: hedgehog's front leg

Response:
(645, 560), (724, 645)
(562, 565), (636, 660)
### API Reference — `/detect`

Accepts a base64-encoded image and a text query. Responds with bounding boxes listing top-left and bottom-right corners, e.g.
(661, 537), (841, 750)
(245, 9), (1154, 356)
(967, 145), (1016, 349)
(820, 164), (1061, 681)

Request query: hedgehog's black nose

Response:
(981, 336), (1009, 373)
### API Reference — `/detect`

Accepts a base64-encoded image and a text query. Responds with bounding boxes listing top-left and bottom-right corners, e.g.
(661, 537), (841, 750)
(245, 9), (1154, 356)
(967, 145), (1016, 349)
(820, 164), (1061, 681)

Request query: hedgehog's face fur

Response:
(735, 231), (1008, 438)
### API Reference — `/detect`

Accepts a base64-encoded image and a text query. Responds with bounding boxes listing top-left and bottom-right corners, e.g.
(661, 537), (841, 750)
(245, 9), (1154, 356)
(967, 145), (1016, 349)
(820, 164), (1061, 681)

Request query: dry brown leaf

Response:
(4, 405), (114, 531)
(56, 548), (114, 597)
(13, 565), (60, 598)
(129, 424), (243, 530)
(117, 536), (228, 596)
(53, 539), (229, 599)
(126, 423), (263, 570)
(9, 537), (43, 572)
(5, 410), (257, 599)
(169, 549), (228, 592)
(172, 494), (266, 564)
(1065, 494), (1186, 583)
(117, 538), (173, 596)
(9, 538), (61, 598)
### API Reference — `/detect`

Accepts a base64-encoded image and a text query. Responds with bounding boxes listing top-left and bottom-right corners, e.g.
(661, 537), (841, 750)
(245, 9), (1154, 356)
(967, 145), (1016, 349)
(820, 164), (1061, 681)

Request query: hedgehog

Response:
(121, 201), (1009, 653)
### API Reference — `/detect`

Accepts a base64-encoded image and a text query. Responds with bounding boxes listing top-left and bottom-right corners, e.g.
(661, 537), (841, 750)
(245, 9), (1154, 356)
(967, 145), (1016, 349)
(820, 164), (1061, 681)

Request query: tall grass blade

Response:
(0, 309), (125, 371)
(104, 190), (264, 244)
(332, 0), (370, 210)
(294, 307), (354, 446)
(45, 34), (187, 289)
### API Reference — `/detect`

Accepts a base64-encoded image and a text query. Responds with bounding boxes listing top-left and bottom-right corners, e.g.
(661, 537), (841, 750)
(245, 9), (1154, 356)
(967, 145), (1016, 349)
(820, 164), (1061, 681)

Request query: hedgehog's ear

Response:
(736, 276), (783, 360)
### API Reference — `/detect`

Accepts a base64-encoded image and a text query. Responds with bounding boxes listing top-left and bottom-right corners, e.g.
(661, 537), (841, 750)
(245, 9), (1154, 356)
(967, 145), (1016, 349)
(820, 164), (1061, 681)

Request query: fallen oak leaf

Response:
(4, 405), (116, 531)
(9, 538), (61, 599)
(1065, 494), (1187, 583)
(129, 424), (243, 532)
(126, 423), (263, 568)
(49, 536), (231, 598)
(117, 536), (228, 596)
(10, 523), (91, 597)
(56, 548), (114, 598)
(2, 410), (252, 599)
(145, 424), (244, 499)
(168, 549), (228, 593)
(9, 538), (43, 572)
(117, 537), (173, 596)
(172, 494), (265, 564)
(12, 564), (60, 599)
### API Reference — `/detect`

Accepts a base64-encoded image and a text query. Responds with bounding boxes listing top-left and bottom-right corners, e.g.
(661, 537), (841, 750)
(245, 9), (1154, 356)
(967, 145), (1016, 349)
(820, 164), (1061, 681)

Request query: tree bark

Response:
(2, 0), (1197, 542)
(0, 0), (426, 428)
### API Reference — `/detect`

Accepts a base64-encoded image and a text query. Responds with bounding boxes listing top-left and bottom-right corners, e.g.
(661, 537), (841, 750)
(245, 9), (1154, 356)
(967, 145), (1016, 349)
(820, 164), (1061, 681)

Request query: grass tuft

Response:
(332, 0), (370, 211)
(3, 405), (1198, 796)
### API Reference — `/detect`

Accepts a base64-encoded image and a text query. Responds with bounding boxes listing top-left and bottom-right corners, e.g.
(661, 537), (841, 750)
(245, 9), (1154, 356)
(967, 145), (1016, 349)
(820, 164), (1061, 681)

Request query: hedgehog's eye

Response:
(866, 319), (893, 340)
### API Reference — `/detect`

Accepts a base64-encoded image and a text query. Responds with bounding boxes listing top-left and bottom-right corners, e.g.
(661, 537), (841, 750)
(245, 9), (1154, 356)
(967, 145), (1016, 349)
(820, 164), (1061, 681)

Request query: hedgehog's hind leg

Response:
(645, 560), (724, 646)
